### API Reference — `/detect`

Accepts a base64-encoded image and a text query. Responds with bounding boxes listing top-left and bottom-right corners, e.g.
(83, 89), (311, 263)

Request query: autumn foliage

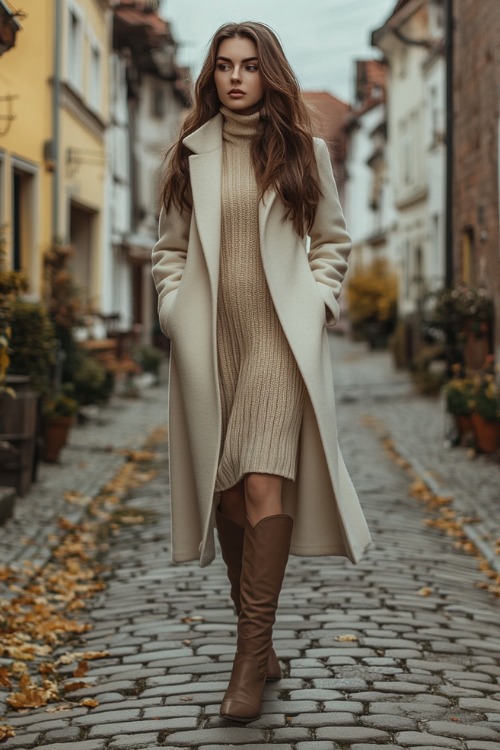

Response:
(0, 433), (163, 740)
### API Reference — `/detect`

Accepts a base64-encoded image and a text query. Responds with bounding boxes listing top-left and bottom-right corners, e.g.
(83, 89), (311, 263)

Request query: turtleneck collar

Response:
(220, 105), (261, 144)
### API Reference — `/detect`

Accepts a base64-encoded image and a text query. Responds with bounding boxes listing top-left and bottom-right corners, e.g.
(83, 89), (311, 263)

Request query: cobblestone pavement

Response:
(0, 379), (168, 569)
(331, 337), (500, 571)
(1, 338), (500, 749)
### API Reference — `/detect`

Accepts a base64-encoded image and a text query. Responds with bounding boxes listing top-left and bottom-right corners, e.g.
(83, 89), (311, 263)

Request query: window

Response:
(152, 87), (166, 118)
(69, 201), (96, 307)
(12, 163), (36, 271)
(89, 42), (102, 111)
(461, 227), (475, 284)
(403, 132), (411, 185)
(67, 4), (83, 91)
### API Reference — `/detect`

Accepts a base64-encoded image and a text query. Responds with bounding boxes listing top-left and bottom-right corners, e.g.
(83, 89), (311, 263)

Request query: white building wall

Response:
(135, 75), (183, 239)
(345, 102), (396, 270)
(424, 54), (446, 295)
(384, 34), (430, 316)
(377, 2), (446, 318)
(102, 52), (133, 327)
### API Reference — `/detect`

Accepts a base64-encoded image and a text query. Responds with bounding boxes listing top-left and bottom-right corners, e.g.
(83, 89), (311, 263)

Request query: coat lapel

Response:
(183, 116), (223, 303)
(184, 114), (279, 300)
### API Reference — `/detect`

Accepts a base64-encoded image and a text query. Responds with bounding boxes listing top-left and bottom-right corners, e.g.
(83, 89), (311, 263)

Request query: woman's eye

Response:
(217, 63), (230, 71)
(246, 65), (258, 72)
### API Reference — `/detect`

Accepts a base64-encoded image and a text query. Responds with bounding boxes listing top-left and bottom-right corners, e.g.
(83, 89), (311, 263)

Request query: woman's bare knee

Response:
(244, 473), (283, 524)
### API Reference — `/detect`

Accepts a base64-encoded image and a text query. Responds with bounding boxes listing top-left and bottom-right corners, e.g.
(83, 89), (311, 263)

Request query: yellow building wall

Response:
(0, 1), (54, 298)
(58, 0), (111, 312)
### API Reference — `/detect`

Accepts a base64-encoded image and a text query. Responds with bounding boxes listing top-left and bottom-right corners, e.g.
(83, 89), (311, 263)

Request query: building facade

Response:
(343, 60), (396, 271)
(302, 91), (350, 204)
(1, 0), (188, 346)
(452, 0), (500, 365)
(0, 1), (54, 299)
(372, 0), (446, 317)
(57, 0), (111, 312)
(110, 0), (189, 343)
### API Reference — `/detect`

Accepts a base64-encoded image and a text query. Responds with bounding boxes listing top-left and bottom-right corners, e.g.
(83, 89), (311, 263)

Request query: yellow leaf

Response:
(418, 587), (433, 597)
(6, 677), (59, 710)
(0, 666), (12, 688)
(80, 698), (99, 708)
(335, 634), (358, 642)
(63, 681), (90, 693)
(73, 660), (88, 678)
(0, 725), (15, 741)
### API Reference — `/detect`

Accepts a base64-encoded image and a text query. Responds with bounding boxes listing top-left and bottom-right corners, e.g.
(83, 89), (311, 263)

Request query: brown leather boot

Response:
(215, 506), (281, 681)
(219, 514), (293, 723)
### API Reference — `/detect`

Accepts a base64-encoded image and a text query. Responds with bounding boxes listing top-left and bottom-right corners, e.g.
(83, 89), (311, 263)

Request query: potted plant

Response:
(471, 371), (499, 454)
(428, 284), (494, 371)
(0, 231), (28, 395)
(136, 345), (164, 384)
(41, 387), (79, 463)
(346, 258), (398, 348)
(443, 372), (475, 440)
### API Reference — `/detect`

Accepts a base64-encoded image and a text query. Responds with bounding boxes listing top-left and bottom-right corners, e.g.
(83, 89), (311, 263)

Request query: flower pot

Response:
(42, 416), (75, 463)
(454, 414), (473, 440)
(471, 412), (499, 454)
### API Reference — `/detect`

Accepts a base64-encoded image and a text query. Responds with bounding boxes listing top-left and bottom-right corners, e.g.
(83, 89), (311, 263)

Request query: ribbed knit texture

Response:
(215, 106), (305, 492)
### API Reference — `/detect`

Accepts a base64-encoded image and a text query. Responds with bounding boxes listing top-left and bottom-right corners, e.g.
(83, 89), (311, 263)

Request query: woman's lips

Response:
(228, 91), (244, 98)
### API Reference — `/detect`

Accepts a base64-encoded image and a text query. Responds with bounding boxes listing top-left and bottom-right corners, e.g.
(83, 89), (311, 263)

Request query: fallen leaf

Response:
(80, 698), (99, 708)
(7, 676), (59, 710)
(0, 667), (12, 688)
(57, 651), (109, 665)
(0, 725), (15, 741)
(63, 681), (90, 693)
(418, 587), (433, 597)
(73, 660), (88, 678)
(335, 634), (358, 642)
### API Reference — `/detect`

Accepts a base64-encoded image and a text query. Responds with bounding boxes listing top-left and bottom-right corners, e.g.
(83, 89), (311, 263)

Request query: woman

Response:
(152, 21), (371, 723)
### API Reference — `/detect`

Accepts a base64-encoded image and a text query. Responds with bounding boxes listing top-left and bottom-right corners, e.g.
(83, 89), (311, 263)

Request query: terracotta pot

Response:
(42, 416), (74, 463)
(471, 412), (499, 454)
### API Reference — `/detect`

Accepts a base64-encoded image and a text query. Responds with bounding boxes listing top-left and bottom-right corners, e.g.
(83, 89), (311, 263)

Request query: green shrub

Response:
(136, 345), (163, 378)
(9, 300), (57, 396)
(443, 378), (475, 416)
(72, 353), (114, 406)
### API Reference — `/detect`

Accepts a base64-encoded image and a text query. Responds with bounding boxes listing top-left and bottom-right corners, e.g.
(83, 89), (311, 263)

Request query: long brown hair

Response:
(161, 22), (322, 237)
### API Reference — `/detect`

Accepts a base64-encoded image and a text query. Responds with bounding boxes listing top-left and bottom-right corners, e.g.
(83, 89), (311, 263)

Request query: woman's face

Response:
(214, 36), (265, 115)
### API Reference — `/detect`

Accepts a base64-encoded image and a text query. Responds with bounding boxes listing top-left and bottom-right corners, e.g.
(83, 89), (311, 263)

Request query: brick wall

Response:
(453, 0), (500, 363)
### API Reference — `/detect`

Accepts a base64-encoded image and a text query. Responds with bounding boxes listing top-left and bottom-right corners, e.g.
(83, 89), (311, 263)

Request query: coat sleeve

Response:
(308, 138), (352, 327)
(151, 201), (191, 338)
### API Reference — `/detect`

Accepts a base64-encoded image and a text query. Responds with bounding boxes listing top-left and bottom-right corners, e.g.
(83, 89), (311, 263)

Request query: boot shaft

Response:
(238, 514), (293, 669)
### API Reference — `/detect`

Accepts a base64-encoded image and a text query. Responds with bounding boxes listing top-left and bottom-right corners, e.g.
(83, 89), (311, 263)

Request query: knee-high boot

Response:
(219, 514), (293, 722)
(215, 506), (281, 680)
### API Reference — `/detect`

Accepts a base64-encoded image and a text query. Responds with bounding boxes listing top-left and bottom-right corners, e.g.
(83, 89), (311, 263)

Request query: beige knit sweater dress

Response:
(215, 106), (305, 492)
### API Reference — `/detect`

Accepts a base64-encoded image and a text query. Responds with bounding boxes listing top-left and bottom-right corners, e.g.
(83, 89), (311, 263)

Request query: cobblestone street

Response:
(1, 336), (499, 750)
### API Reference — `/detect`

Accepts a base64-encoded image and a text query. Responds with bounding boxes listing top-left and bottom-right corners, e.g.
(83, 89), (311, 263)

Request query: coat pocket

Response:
(158, 288), (180, 339)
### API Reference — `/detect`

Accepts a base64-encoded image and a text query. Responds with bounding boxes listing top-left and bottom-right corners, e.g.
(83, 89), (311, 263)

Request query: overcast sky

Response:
(160, 0), (396, 102)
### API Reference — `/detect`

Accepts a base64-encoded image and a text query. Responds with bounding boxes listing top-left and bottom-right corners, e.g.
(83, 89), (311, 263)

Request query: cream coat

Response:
(152, 113), (371, 567)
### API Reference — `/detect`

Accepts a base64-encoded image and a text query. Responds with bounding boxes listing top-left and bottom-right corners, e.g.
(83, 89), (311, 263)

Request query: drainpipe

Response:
(52, 0), (62, 242)
(444, 0), (454, 288)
